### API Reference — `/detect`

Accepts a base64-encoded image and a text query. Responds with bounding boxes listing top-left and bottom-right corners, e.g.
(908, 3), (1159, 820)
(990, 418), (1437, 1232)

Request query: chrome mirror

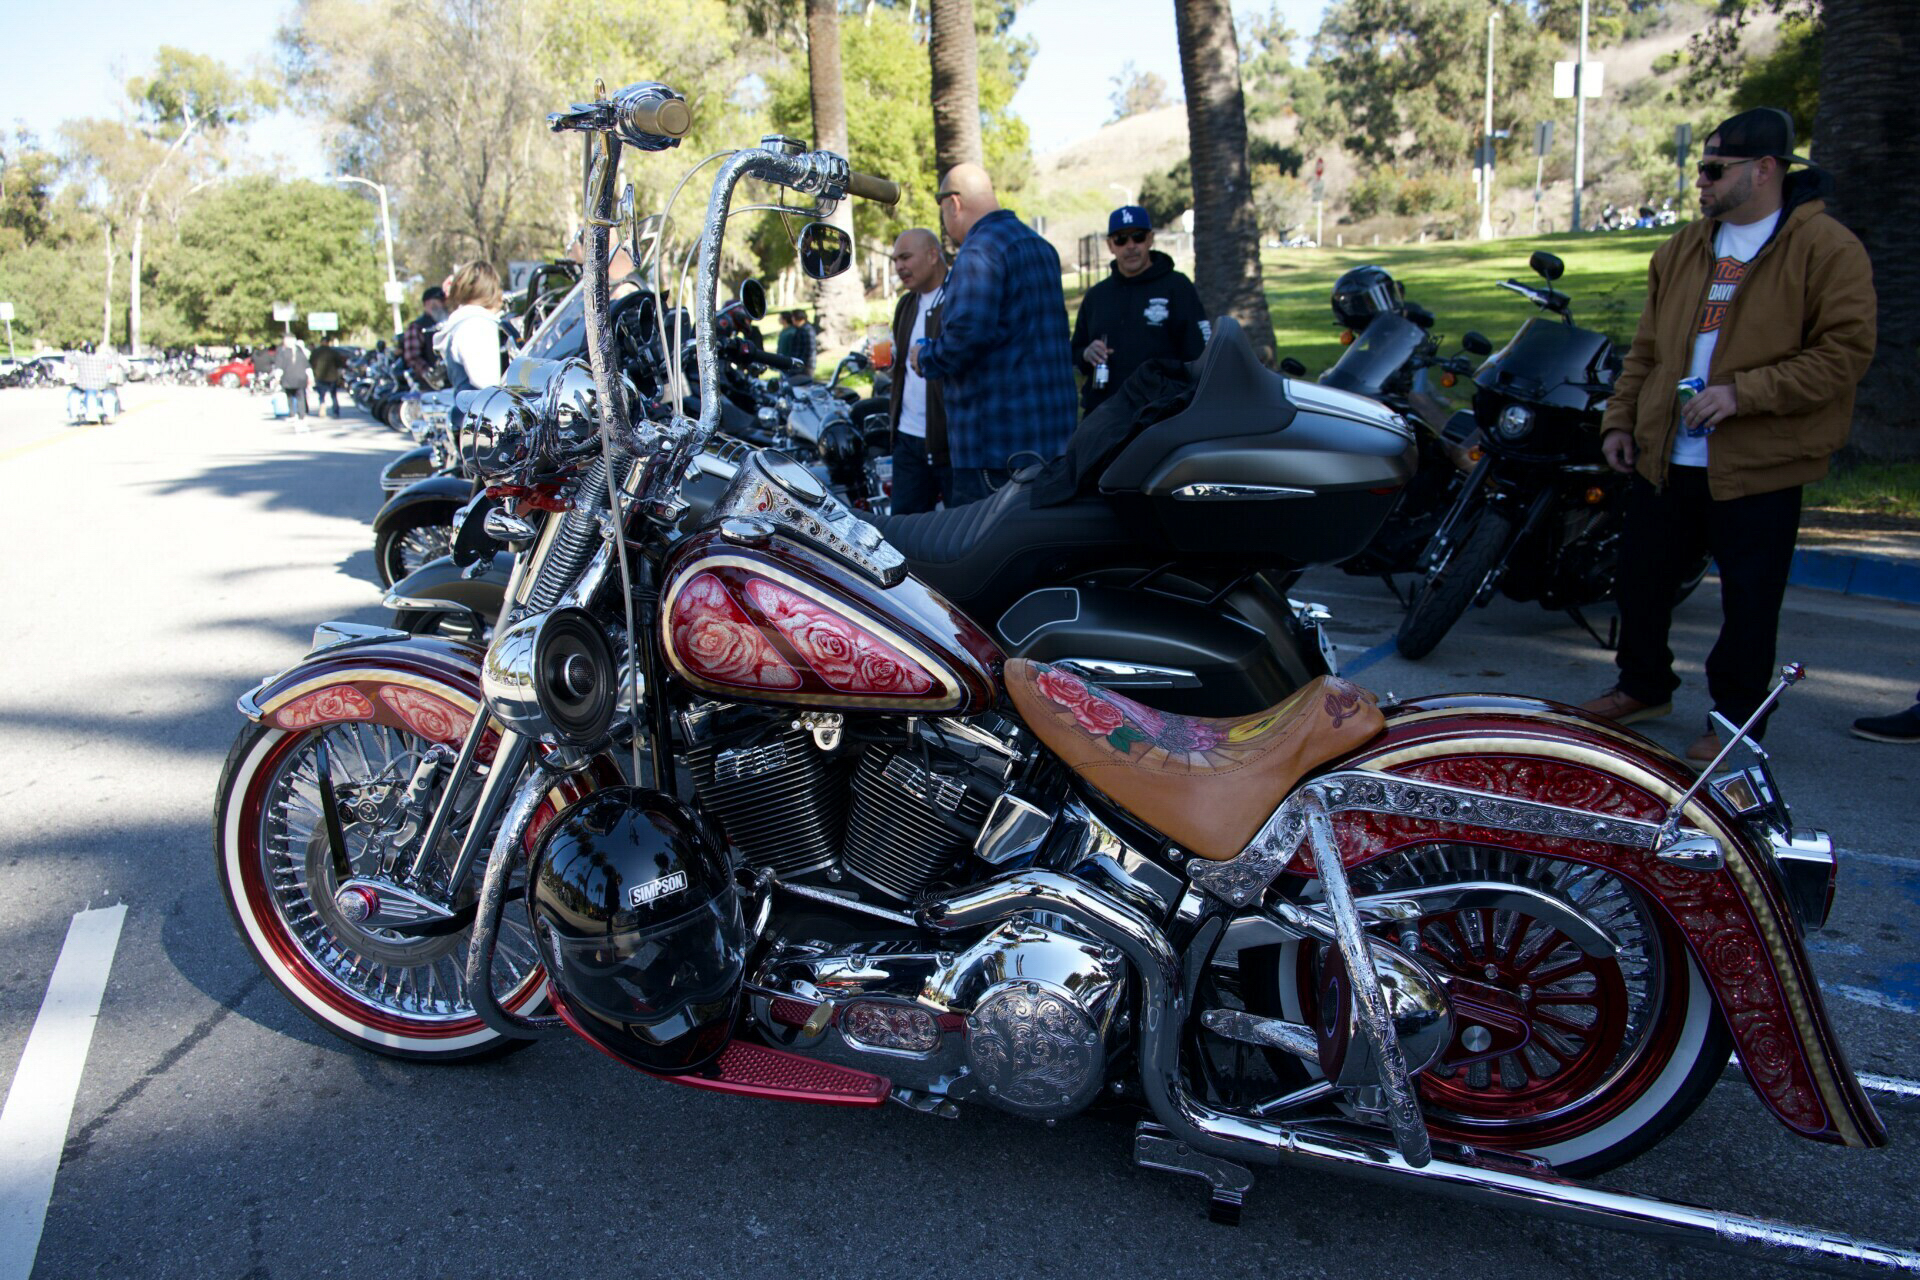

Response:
(796, 223), (852, 280)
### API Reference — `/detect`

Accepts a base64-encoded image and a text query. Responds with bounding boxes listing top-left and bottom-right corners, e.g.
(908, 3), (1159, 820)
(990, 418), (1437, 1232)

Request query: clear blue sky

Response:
(0, 0), (1330, 174)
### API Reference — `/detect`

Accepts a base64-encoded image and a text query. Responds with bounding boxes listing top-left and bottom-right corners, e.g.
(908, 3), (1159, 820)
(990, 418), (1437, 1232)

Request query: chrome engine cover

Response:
(750, 912), (1127, 1121)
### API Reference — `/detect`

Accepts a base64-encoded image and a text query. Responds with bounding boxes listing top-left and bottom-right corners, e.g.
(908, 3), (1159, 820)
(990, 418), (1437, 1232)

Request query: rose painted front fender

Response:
(1305, 693), (1884, 1149)
(238, 630), (491, 747)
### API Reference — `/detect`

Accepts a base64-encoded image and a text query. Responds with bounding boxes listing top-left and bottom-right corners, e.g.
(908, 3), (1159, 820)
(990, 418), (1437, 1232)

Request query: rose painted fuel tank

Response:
(659, 529), (1001, 714)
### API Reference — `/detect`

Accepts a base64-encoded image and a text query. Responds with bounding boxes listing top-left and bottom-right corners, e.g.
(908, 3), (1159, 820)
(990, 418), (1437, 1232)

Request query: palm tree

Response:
(805, 0), (866, 347)
(1815, 0), (1919, 460)
(1172, 0), (1275, 364)
(929, 0), (983, 177)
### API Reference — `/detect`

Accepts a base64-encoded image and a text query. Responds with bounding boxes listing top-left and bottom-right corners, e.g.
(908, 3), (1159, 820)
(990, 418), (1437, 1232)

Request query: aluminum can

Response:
(1677, 377), (1712, 438)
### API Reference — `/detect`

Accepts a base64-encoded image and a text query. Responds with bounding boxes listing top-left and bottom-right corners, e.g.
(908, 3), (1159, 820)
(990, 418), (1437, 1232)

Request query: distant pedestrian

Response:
(434, 261), (507, 391)
(1070, 205), (1209, 416)
(913, 162), (1077, 506)
(1575, 107), (1876, 762)
(67, 341), (123, 421)
(776, 310), (817, 378)
(251, 344), (276, 389)
(886, 228), (950, 514)
(276, 333), (312, 428)
(402, 285), (449, 390)
(310, 338), (345, 417)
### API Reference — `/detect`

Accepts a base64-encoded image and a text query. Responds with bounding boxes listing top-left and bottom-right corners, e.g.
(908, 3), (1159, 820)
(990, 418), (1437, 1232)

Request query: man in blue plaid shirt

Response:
(913, 163), (1077, 505)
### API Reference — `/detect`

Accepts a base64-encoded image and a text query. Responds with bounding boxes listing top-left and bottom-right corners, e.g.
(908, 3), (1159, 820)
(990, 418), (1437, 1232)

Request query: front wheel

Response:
(375, 505), (459, 587)
(213, 718), (548, 1061)
(1397, 507), (1511, 661)
(1243, 843), (1731, 1176)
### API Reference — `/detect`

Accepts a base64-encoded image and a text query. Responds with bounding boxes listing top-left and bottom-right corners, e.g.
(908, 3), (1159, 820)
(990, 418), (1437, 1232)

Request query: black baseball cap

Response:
(1705, 107), (1810, 166)
(422, 285), (447, 302)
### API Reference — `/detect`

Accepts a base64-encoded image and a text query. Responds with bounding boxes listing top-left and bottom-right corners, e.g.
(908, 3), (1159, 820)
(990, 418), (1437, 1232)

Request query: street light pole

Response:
(335, 174), (403, 336)
(1573, 0), (1590, 233)
(1478, 8), (1499, 241)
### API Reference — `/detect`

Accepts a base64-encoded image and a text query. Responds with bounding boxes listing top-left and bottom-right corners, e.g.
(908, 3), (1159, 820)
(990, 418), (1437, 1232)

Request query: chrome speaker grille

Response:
(686, 727), (844, 877)
(843, 747), (992, 901)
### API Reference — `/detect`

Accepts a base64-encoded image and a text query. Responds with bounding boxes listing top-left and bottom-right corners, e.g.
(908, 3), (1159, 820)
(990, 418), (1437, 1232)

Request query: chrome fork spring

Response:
(526, 454), (612, 611)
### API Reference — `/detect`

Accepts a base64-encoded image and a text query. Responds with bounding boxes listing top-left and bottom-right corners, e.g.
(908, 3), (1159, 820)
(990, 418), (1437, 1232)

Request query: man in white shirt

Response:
(886, 228), (949, 514)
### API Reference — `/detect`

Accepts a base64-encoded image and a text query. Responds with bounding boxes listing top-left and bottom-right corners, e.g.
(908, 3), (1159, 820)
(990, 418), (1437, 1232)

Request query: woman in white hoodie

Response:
(434, 260), (506, 390)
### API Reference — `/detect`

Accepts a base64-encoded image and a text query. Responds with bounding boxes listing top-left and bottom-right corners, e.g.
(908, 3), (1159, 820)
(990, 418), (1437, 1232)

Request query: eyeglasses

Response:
(1696, 157), (1759, 182)
(1108, 230), (1150, 246)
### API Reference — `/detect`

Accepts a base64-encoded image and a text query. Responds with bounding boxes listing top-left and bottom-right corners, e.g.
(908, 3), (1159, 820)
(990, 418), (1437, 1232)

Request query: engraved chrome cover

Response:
(1189, 770), (1707, 908)
(705, 450), (905, 585)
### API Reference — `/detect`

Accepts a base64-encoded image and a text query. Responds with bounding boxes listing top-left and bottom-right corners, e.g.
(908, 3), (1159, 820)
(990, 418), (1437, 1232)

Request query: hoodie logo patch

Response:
(1144, 298), (1170, 326)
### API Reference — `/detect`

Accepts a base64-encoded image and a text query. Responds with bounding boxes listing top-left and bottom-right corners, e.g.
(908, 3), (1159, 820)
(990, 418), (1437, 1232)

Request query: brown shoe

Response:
(1685, 731), (1721, 764)
(1577, 687), (1673, 726)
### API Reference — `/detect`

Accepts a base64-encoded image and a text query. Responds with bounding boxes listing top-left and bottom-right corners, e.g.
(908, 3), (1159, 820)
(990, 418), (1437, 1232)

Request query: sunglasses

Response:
(1108, 230), (1150, 246)
(1696, 157), (1760, 182)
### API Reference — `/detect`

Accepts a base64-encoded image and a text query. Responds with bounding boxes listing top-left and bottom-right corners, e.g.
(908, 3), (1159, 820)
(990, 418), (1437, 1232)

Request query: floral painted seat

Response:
(1003, 659), (1386, 862)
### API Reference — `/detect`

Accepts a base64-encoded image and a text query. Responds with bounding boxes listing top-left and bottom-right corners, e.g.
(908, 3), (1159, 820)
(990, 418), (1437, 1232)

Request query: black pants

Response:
(1614, 466), (1801, 735)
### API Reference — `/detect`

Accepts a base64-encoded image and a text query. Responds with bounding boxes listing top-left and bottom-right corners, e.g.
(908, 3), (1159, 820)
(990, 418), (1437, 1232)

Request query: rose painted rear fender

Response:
(237, 630), (492, 748)
(1304, 694), (1884, 1149)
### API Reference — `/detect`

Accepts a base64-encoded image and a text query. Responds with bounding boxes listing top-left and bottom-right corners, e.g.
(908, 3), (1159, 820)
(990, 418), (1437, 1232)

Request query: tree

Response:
(803, 0), (867, 343)
(157, 177), (386, 342)
(1173, 0), (1276, 364)
(122, 48), (271, 354)
(1109, 62), (1172, 121)
(1731, 16), (1820, 138)
(930, 0), (983, 174)
(1308, 0), (1557, 169)
(1816, 0), (1920, 459)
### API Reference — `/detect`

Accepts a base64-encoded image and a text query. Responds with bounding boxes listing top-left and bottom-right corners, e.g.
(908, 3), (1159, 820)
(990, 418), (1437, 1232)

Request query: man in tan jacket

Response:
(1579, 107), (1876, 761)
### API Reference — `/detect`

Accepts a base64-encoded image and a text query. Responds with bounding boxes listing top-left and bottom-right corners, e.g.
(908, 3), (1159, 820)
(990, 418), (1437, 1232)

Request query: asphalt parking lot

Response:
(1, 383), (1915, 1278)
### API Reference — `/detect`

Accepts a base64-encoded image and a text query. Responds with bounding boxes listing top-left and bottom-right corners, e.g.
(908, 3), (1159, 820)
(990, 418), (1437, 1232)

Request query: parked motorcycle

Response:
(1301, 265), (1485, 579)
(1394, 251), (1711, 660)
(212, 85), (1903, 1271)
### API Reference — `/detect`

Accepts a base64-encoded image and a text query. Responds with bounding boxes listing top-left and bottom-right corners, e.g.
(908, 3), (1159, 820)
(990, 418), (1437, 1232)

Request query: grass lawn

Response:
(1806, 462), (1920, 519)
(1262, 228), (1667, 376)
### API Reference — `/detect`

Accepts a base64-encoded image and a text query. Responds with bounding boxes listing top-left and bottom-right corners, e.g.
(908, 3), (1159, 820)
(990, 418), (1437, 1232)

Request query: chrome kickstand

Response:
(1134, 1122), (1255, 1225)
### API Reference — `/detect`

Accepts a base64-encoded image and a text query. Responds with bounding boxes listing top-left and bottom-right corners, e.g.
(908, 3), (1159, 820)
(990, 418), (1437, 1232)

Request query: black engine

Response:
(679, 700), (1023, 902)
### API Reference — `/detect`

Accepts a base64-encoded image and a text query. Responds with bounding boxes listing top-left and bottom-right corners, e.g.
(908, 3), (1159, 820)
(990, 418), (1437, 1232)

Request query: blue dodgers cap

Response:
(1108, 205), (1153, 235)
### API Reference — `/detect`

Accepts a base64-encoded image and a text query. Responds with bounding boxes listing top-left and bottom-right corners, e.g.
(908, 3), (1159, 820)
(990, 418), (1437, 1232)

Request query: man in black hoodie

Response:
(1070, 205), (1209, 415)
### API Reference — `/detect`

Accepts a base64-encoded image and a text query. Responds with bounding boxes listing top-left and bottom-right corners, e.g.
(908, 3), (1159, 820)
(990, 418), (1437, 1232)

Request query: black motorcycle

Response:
(1394, 250), (1709, 660)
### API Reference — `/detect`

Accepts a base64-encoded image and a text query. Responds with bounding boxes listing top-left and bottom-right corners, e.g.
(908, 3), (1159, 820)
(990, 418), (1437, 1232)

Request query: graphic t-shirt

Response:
(898, 285), (942, 439)
(1671, 210), (1780, 467)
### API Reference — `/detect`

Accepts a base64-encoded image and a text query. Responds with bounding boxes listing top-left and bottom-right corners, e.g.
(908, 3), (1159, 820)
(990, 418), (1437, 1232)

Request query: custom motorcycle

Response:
(1395, 251), (1711, 660)
(214, 83), (1911, 1271)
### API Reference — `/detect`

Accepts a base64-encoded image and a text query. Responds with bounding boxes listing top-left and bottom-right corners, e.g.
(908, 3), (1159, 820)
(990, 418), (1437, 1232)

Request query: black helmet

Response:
(528, 787), (745, 1074)
(1330, 265), (1405, 331)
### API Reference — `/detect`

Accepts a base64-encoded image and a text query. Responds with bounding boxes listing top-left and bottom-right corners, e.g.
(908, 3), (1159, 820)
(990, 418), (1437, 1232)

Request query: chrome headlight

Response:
(458, 386), (541, 481)
(1495, 404), (1535, 441)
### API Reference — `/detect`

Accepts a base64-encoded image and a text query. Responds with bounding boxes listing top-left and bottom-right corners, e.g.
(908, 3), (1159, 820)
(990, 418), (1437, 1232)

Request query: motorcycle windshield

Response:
(1479, 317), (1612, 408)
(521, 281), (588, 360)
(1318, 313), (1426, 397)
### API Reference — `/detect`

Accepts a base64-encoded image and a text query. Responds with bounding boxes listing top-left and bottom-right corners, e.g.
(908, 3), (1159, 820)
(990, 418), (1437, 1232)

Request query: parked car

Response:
(207, 357), (254, 388)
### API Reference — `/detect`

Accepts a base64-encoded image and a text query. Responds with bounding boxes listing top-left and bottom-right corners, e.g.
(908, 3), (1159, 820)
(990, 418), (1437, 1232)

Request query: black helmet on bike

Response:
(1330, 265), (1405, 331)
(527, 787), (746, 1074)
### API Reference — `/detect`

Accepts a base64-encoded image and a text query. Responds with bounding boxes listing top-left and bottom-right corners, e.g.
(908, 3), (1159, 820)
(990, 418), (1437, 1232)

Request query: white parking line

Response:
(0, 905), (126, 1280)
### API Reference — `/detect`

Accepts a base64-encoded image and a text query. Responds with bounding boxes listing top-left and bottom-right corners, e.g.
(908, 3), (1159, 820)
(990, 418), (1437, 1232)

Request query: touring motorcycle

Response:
(214, 82), (1911, 1270)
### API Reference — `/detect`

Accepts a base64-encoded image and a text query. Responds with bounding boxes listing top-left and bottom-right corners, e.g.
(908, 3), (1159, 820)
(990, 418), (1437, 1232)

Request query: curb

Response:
(1789, 547), (1920, 606)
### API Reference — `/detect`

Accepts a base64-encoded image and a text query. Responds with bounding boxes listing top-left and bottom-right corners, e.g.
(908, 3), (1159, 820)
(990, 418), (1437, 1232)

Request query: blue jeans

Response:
(949, 467), (1012, 507)
(890, 435), (950, 515)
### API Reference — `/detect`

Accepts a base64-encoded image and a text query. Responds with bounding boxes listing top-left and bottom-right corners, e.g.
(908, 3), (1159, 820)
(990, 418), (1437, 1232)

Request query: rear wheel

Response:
(1397, 508), (1511, 660)
(218, 372), (240, 389)
(213, 719), (546, 1061)
(1243, 843), (1730, 1176)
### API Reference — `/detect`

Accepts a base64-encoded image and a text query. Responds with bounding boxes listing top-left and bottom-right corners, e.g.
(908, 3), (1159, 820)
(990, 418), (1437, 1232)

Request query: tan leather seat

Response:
(1004, 659), (1386, 861)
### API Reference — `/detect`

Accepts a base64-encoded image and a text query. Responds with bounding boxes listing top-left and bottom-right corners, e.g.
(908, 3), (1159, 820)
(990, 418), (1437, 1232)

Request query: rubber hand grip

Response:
(847, 171), (901, 207)
(618, 96), (691, 140)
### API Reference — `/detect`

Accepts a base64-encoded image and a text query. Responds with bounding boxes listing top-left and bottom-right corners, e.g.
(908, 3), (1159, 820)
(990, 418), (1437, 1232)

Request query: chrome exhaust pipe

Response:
(919, 870), (1920, 1274)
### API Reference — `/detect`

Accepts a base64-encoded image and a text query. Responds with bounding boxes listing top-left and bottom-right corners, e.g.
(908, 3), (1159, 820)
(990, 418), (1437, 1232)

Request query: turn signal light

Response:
(1468, 447), (1485, 462)
(1585, 486), (1606, 505)
(1339, 329), (1355, 346)
(1440, 372), (1457, 388)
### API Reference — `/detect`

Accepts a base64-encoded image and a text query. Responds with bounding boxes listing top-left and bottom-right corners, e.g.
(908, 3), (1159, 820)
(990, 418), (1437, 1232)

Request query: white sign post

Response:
(383, 280), (407, 305)
(307, 312), (339, 334)
(272, 300), (296, 339)
(0, 302), (14, 361)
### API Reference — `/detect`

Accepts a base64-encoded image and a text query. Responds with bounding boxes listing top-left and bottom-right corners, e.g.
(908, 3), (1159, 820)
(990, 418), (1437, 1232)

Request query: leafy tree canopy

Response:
(156, 176), (387, 342)
(1109, 62), (1172, 122)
